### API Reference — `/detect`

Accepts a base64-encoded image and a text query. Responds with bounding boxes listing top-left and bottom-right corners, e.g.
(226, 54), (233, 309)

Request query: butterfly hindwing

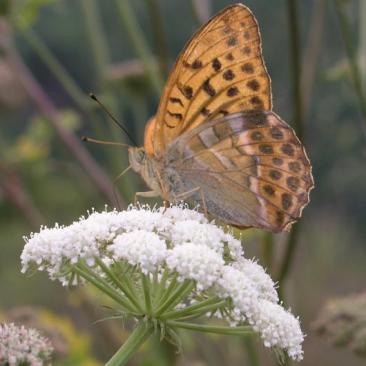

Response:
(152, 4), (271, 156)
(166, 111), (313, 232)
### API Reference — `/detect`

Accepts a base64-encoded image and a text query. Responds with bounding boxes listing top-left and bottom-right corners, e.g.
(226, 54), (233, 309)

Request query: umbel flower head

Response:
(0, 322), (53, 366)
(21, 204), (304, 362)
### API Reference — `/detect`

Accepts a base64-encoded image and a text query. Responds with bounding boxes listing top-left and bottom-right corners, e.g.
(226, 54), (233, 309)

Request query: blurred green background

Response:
(0, 0), (365, 365)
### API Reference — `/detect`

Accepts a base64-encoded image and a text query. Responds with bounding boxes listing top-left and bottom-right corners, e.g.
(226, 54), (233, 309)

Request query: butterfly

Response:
(128, 3), (314, 233)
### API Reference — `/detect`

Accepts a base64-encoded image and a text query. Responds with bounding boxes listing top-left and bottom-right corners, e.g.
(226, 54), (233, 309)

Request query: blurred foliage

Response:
(12, 0), (56, 29)
(0, 306), (101, 365)
(0, 0), (365, 365)
(313, 292), (366, 358)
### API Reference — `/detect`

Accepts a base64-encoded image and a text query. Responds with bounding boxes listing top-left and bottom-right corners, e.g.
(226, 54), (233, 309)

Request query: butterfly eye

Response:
(137, 150), (146, 163)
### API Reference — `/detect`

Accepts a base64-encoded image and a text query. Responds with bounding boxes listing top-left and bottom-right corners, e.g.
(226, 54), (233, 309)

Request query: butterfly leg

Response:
(113, 165), (132, 210)
(174, 187), (208, 217)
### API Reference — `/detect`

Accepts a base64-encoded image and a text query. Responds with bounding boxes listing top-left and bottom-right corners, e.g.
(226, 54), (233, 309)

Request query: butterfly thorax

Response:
(128, 146), (186, 202)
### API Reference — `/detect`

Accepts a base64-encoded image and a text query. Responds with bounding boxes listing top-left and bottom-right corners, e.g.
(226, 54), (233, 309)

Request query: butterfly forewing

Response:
(166, 111), (313, 232)
(153, 4), (271, 156)
(136, 4), (313, 232)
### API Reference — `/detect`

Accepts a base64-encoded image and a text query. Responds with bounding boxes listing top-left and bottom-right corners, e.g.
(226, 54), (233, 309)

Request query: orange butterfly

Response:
(128, 3), (314, 233)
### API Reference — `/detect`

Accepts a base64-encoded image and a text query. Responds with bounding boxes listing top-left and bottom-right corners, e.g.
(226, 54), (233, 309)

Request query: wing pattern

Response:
(152, 4), (271, 156)
(165, 111), (313, 232)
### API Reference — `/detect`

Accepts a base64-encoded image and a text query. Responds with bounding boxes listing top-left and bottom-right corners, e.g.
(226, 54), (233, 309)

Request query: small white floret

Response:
(166, 243), (224, 290)
(110, 230), (167, 274)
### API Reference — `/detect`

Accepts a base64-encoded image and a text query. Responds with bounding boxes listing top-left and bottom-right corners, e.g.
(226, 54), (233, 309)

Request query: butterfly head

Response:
(128, 147), (147, 173)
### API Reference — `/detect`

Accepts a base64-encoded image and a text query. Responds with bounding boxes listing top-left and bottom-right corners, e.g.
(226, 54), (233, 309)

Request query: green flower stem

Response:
(95, 258), (144, 313)
(105, 321), (153, 366)
(154, 273), (178, 309)
(166, 320), (254, 336)
(151, 272), (159, 297)
(20, 28), (90, 111)
(114, 0), (163, 95)
(74, 264), (138, 315)
(161, 297), (226, 320)
(155, 280), (195, 316)
(152, 269), (170, 306)
(141, 274), (152, 315)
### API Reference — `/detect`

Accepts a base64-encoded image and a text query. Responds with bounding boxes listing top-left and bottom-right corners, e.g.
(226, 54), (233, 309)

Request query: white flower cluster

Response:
(21, 205), (303, 360)
(0, 323), (53, 366)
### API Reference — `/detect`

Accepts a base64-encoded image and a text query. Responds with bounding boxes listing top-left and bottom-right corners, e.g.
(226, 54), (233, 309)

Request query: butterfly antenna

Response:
(89, 93), (138, 146)
(82, 136), (130, 148)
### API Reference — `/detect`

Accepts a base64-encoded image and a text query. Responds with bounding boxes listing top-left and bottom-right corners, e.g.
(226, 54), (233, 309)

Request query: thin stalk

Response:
(141, 274), (152, 315)
(161, 297), (225, 320)
(114, 0), (163, 95)
(105, 321), (153, 366)
(162, 302), (226, 321)
(302, 0), (326, 119)
(74, 264), (137, 314)
(261, 232), (274, 272)
(151, 272), (159, 299)
(80, 0), (110, 84)
(277, 0), (304, 296)
(154, 272), (178, 308)
(145, 0), (169, 77)
(80, 0), (131, 174)
(155, 280), (194, 316)
(286, 0), (304, 140)
(166, 321), (253, 336)
(334, 0), (366, 124)
(20, 28), (90, 111)
(123, 270), (145, 308)
(5, 44), (124, 206)
(95, 257), (144, 313)
(360, 0), (366, 89)
(277, 223), (300, 299)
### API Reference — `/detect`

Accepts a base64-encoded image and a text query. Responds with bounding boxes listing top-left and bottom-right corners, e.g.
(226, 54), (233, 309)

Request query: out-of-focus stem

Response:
(243, 338), (260, 366)
(277, 0), (304, 298)
(80, 0), (110, 84)
(360, 0), (366, 89)
(302, 0), (326, 119)
(261, 232), (274, 272)
(145, 0), (169, 77)
(114, 0), (163, 95)
(5, 44), (124, 207)
(0, 165), (44, 228)
(335, 0), (366, 125)
(277, 223), (300, 300)
(286, 0), (303, 141)
(20, 28), (91, 111)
